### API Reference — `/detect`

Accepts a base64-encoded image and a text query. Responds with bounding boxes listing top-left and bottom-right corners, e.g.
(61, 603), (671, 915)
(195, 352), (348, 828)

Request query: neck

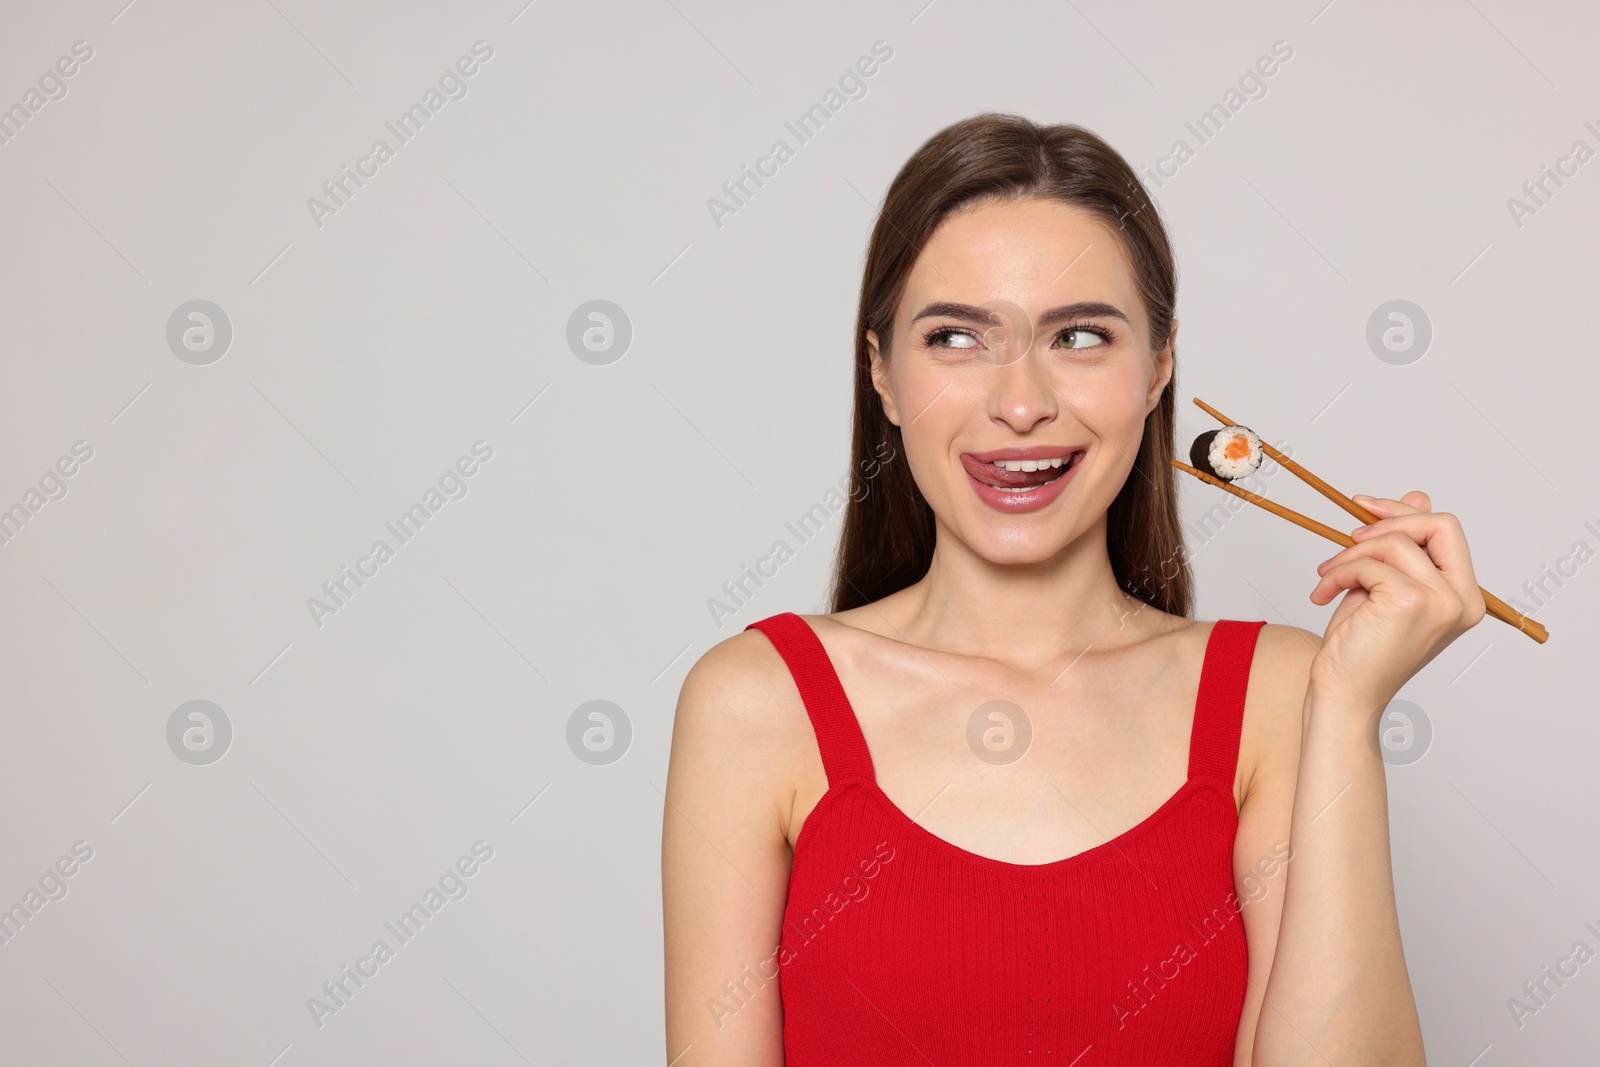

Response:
(889, 512), (1162, 666)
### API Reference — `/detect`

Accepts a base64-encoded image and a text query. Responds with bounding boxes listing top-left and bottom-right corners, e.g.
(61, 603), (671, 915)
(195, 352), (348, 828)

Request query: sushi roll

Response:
(1189, 426), (1263, 481)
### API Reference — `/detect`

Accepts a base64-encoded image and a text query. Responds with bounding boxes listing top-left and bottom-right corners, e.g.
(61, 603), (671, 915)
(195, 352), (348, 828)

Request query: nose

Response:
(988, 350), (1058, 435)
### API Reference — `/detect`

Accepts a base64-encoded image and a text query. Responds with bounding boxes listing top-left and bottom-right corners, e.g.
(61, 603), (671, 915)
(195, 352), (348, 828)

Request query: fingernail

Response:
(1352, 493), (1374, 504)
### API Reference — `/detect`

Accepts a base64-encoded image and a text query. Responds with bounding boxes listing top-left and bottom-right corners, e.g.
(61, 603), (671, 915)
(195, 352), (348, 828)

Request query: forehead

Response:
(900, 197), (1141, 326)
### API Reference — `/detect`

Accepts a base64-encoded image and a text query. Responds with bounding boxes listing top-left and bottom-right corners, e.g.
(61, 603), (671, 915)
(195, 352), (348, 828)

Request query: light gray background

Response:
(1, 0), (1595, 1063)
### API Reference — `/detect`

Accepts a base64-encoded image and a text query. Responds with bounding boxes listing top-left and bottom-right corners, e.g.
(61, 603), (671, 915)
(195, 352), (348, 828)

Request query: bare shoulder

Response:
(663, 629), (812, 1063)
(673, 627), (810, 758)
(666, 627), (816, 839)
(1238, 622), (1322, 804)
(1247, 622), (1321, 704)
(677, 627), (795, 716)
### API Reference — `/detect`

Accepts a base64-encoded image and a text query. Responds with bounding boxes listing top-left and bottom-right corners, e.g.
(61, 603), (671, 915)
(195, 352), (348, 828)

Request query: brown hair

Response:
(828, 112), (1192, 617)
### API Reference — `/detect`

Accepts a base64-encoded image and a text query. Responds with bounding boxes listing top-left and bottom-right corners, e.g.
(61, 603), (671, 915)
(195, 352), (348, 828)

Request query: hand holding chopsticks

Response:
(1172, 397), (1548, 644)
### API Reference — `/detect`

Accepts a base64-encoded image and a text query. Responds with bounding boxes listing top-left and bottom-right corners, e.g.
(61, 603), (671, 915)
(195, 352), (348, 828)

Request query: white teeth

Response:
(994, 456), (1067, 472)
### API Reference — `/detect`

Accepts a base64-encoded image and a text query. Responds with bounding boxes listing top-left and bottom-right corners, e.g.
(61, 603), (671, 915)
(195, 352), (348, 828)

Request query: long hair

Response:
(828, 112), (1192, 617)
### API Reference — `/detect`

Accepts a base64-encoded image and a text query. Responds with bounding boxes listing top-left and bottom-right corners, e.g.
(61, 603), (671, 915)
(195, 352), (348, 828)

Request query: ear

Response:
(867, 329), (902, 426)
(1146, 317), (1176, 414)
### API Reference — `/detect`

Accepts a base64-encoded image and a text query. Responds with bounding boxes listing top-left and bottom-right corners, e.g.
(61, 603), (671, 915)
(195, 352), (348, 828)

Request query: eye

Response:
(1056, 323), (1115, 350)
(921, 326), (981, 350)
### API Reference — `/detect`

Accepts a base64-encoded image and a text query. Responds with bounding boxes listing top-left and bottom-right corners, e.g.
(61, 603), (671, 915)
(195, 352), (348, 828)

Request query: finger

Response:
(1317, 531), (1452, 595)
(1312, 534), (1452, 591)
(1309, 554), (1425, 608)
(1312, 559), (1442, 626)
(1348, 512), (1478, 603)
(1402, 490), (1432, 512)
(1353, 491), (1431, 517)
(1313, 542), (1477, 635)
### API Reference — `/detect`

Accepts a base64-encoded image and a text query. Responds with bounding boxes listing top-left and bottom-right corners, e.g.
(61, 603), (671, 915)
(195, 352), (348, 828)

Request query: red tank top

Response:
(744, 612), (1267, 1065)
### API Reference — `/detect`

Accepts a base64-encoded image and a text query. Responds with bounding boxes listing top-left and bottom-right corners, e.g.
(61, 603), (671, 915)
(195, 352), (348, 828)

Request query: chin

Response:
(965, 523), (1075, 567)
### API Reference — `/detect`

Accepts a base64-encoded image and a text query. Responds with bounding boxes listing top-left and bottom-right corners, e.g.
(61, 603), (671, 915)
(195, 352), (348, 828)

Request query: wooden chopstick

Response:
(1173, 459), (1356, 546)
(1188, 397), (1548, 645)
(1194, 398), (1376, 526)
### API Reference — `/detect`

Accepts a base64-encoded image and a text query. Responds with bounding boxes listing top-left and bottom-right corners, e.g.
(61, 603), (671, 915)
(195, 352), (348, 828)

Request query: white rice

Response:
(1207, 425), (1263, 480)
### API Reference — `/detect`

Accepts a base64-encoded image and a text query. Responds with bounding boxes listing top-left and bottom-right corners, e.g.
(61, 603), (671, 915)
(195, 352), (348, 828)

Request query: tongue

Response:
(975, 461), (1064, 489)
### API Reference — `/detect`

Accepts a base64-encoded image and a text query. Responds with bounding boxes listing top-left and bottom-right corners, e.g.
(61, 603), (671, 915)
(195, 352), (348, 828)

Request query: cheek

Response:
(1054, 361), (1151, 431)
(889, 359), (953, 423)
(890, 366), (981, 492)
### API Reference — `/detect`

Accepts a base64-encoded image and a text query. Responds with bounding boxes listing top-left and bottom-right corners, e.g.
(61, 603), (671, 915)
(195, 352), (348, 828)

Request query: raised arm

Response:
(1242, 490), (1485, 1065)
(1228, 622), (1316, 1067)
(663, 632), (805, 1067)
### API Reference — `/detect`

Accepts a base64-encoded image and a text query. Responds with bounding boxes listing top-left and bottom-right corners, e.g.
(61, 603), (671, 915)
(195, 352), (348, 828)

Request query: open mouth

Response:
(958, 447), (1086, 514)
(963, 450), (1084, 492)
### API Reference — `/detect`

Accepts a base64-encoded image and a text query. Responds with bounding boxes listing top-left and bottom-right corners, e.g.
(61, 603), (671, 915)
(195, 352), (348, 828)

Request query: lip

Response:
(959, 447), (1086, 514)
(965, 444), (1081, 463)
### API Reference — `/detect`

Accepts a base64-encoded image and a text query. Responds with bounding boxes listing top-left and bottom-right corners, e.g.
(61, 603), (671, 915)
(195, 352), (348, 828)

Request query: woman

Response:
(662, 113), (1481, 1065)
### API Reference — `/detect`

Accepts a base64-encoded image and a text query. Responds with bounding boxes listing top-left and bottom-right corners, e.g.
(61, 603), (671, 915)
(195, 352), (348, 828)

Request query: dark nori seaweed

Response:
(1189, 429), (1221, 477)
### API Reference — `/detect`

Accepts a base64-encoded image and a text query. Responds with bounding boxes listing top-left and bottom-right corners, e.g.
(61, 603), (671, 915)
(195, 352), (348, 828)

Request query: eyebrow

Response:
(908, 300), (1130, 329)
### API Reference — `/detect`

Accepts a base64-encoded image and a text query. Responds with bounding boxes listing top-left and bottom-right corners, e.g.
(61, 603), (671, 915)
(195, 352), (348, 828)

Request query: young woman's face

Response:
(868, 196), (1174, 564)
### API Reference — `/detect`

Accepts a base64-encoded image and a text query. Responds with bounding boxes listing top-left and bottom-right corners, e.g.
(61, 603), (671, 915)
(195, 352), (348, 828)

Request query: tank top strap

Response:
(1186, 619), (1268, 785)
(744, 612), (876, 786)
